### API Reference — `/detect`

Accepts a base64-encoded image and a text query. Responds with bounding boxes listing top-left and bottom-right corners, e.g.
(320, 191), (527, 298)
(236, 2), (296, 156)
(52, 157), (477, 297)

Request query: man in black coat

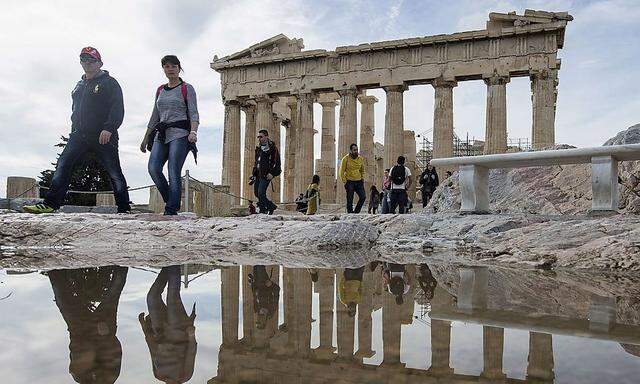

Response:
(252, 129), (281, 214)
(24, 47), (131, 213)
(419, 164), (439, 208)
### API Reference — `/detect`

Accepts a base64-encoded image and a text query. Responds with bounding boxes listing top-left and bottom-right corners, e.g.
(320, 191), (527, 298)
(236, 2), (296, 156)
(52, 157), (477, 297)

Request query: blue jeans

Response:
(345, 180), (366, 213)
(148, 136), (188, 215)
(44, 132), (130, 211)
(254, 177), (276, 213)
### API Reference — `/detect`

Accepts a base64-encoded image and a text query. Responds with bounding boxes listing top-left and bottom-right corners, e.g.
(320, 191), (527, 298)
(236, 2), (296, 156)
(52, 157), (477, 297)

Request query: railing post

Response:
(591, 156), (618, 212)
(459, 164), (489, 213)
(184, 169), (190, 213)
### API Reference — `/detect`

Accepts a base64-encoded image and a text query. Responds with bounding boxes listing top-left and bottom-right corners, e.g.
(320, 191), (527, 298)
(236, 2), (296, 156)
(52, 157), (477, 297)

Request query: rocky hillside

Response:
(428, 124), (640, 215)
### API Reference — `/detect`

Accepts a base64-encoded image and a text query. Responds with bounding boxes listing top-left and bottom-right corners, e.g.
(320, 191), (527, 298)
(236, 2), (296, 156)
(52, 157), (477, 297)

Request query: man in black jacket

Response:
(24, 47), (131, 213)
(419, 163), (439, 208)
(252, 129), (281, 214)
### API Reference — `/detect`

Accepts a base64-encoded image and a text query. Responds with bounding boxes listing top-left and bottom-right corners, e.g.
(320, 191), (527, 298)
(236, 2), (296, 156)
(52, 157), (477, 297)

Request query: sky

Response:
(1, 0), (639, 202)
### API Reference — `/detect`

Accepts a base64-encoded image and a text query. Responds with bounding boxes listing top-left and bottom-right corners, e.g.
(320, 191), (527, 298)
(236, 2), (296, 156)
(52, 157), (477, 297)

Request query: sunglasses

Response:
(80, 57), (98, 63)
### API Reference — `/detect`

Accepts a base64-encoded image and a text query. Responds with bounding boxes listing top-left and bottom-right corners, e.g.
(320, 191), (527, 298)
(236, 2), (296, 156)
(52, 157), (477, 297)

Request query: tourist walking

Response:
(339, 267), (365, 317)
(419, 164), (439, 207)
(304, 174), (320, 215)
(380, 169), (391, 214)
(339, 143), (366, 213)
(249, 265), (280, 330)
(24, 47), (131, 214)
(388, 156), (412, 214)
(141, 55), (199, 216)
(251, 129), (281, 214)
(139, 265), (197, 384)
(368, 185), (380, 214)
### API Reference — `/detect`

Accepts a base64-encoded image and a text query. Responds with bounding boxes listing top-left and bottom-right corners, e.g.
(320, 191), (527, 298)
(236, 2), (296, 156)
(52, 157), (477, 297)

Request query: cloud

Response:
(2, 0), (639, 200)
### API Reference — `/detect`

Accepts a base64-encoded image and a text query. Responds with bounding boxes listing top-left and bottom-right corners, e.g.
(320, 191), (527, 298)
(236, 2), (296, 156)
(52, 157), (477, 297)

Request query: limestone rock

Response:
(429, 125), (640, 215)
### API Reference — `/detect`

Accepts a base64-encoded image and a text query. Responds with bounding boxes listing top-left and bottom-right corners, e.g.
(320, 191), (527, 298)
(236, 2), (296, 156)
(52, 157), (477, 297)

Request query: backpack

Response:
(390, 165), (406, 185)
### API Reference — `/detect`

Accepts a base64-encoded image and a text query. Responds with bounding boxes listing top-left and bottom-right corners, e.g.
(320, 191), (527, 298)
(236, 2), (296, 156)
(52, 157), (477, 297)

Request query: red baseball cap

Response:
(80, 46), (102, 62)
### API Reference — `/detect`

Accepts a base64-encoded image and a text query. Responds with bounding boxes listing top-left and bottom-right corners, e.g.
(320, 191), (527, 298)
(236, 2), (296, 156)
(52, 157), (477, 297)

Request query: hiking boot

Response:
(23, 203), (55, 214)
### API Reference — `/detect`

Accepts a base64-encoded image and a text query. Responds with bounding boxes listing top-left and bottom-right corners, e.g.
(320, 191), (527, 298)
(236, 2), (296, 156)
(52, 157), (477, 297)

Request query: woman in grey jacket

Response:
(141, 55), (199, 215)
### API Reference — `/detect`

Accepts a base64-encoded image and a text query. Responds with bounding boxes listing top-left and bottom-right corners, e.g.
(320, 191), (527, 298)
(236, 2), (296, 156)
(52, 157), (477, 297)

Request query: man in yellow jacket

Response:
(339, 143), (366, 213)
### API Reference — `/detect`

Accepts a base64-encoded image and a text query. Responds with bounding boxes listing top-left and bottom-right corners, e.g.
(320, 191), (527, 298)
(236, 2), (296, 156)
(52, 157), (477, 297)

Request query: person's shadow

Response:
(139, 265), (197, 384)
(48, 266), (128, 384)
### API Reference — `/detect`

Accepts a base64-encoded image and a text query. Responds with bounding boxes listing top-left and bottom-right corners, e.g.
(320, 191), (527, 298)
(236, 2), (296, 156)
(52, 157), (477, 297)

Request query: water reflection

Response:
(139, 265), (197, 384)
(48, 266), (127, 383)
(1, 262), (639, 383)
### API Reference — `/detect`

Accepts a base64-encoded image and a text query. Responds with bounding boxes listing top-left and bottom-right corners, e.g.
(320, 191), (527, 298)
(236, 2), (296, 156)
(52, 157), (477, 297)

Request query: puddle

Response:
(0, 262), (639, 383)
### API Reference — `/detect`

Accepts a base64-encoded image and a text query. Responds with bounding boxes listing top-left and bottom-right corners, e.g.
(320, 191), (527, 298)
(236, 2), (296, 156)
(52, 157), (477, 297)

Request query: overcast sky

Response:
(1, 0), (639, 201)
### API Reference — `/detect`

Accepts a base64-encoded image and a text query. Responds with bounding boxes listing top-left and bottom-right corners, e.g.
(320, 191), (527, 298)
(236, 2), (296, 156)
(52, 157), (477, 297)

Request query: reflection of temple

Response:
(210, 265), (639, 384)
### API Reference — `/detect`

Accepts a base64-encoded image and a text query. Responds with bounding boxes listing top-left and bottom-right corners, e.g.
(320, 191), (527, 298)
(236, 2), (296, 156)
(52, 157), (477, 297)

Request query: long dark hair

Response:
(161, 55), (183, 72)
(370, 185), (379, 194)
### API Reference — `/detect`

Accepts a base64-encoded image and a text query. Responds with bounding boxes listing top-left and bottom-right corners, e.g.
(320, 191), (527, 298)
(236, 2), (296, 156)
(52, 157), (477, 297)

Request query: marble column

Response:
(319, 100), (338, 204)
(270, 114), (282, 203)
(292, 268), (312, 358)
(482, 326), (506, 380)
(358, 94), (378, 190)
(221, 266), (240, 347)
(483, 75), (510, 155)
(403, 130), (417, 197)
(222, 100), (242, 204)
(432, 78), (457, 163)
(241, 265), (254, 345)
(313, 269), (336, 359)
(428, 320), (454, 376)
(337, 89), (358, 204)
(241, 104), (256, 205)
(527, 332), (555, 382)
(294, 93), (315, 197)
(284, 100), (298, 203)
(383, 85), (407, 169)
(355, 268), (375, 360)
(336, 269), (356, 361)
(531, 70), (558, 150)
(382, 289), (403, 367)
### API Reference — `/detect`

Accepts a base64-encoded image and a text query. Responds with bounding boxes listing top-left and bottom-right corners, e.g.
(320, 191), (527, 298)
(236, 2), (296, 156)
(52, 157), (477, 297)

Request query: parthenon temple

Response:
(212, 10), (573, 205)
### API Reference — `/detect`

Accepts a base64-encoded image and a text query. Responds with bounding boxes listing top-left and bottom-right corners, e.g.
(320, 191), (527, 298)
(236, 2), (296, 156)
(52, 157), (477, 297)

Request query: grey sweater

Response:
(147, 82), (199, 143)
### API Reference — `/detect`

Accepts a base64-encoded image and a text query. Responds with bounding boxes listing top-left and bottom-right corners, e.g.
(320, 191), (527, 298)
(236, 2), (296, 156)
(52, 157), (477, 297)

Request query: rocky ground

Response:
(2, 210), (640, 272)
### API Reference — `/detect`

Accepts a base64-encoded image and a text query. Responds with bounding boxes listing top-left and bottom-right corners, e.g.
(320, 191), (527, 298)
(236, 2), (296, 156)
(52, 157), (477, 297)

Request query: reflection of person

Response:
(339, 267), (365, 317)
(48, 266), (128, 384)
(139, 266), (197, 384)
(382, 263), (412, 305)
(417, 264), (438, 302)
(249, 266), (280, 329)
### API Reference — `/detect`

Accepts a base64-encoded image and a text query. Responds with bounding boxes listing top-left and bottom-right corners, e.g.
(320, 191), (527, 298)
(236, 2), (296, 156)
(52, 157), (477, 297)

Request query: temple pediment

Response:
(212, 34), (305, 63)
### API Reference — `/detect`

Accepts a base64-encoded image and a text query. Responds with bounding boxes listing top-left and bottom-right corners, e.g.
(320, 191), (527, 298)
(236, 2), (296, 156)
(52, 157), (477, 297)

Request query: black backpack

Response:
(390, 165), (406, 185)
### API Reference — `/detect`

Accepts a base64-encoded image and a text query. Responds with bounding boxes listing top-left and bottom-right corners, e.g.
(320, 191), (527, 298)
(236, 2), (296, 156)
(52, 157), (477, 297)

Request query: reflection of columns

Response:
(284, 100), (298, 203)
(382, 290), (404, 366)
(588, 294), (617, 332)
(383, 85), (407, 169)
(241, 104), (256, 205)
(313, 269), (336, 359)
(222, 100), (241, 204)
(241, 265), (254, 345)
(527, 332), (555, 382)
(482, 326), (506, 380)
(292, 268), (312, 358)
(270, 114), (282, 203)
(531, 70), (558, 150)
(358, 95), (378, 190)
(355, 268), (374, 360)
(319, 100), (338, 204)
(432, 78), (457, 166)
(295, 93), (315, 197)
(484, 75), (510, 155)
(428, 320), (454, 375)
(336, 270), (356, 361)
(457, 267), (488, 312)
(221, 266), (240, 346)
(337, 89), (358, 204)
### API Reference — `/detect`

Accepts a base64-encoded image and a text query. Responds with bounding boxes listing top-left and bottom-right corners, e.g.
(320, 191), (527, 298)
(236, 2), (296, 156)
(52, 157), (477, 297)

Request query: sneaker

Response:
(23, 203), (55, 214)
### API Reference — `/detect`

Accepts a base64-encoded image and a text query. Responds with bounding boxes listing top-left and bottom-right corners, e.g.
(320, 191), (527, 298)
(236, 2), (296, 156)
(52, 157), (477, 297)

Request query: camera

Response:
(248, 175), (256, 186)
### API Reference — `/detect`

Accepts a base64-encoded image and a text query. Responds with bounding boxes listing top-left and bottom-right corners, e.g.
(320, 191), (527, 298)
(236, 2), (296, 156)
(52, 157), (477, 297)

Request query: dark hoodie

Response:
(71, 70), (124, 139)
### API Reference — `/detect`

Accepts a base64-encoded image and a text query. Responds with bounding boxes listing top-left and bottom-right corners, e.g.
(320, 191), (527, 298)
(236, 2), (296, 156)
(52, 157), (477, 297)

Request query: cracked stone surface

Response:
(2, 210), (640, 272)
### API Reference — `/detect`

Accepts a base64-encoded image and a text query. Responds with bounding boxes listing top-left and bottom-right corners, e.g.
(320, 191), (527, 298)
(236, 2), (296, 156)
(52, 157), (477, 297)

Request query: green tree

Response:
(39, 136), (112, 206)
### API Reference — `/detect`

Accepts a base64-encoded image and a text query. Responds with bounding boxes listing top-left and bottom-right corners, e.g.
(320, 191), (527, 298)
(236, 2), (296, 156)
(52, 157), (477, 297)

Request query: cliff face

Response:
(428, 125), (640, 215)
